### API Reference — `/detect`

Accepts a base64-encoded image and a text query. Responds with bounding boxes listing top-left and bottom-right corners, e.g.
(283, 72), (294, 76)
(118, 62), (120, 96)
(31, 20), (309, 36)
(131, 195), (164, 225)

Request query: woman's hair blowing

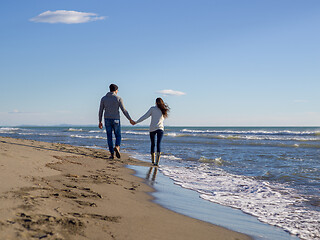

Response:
(156, 98), (170, 118)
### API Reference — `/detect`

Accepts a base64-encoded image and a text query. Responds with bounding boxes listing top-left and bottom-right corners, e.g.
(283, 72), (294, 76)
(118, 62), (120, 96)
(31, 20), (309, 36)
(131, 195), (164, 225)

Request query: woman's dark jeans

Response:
(149, 129), (164, 153)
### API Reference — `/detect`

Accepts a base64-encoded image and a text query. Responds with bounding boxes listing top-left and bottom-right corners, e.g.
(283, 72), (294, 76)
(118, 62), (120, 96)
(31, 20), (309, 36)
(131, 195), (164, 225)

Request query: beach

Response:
(1, 126), (319, 239)
(0, 136), (251, 240)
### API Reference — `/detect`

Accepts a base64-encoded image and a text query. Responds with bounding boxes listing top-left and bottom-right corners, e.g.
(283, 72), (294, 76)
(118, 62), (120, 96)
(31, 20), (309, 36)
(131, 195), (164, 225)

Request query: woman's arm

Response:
(135, 107), (152, 124)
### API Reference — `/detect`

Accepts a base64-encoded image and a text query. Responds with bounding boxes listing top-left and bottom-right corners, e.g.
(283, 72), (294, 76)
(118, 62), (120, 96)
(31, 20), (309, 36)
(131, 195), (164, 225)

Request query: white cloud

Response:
(30, 10), (106, 24)
(157, 89), (186, 96)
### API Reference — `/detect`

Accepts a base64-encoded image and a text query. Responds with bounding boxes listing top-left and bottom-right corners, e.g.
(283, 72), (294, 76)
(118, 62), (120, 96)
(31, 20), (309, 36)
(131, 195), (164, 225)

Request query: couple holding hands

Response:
(98, 84), (170, 166)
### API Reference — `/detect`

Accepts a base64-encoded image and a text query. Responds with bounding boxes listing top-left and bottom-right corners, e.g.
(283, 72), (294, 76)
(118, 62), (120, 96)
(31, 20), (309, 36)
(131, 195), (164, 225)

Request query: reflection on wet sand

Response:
(145, 167), (158, 185)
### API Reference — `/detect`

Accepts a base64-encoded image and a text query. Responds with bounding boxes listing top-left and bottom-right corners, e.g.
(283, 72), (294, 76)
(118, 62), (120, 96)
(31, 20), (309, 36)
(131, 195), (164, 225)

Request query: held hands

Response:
(130, 119), (136, 125)
(100, 121), (136, 127)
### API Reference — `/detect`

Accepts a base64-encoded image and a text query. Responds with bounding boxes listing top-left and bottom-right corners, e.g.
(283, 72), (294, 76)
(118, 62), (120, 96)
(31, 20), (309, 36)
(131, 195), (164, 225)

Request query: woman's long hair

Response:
(156, 98), (170, 118)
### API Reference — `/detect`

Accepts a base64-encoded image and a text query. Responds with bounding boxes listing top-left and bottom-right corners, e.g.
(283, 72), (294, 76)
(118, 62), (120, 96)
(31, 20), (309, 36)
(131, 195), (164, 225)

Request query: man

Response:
(99, 84), (135, 159)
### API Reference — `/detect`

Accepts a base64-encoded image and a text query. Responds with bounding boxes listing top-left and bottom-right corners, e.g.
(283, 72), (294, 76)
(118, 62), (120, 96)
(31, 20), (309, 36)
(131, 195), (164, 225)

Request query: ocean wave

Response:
(165, 132), (187, 137)
(166, 131), (320, 143)
(18, 133), (35, 135)
(124, 131), (149, 136)
(67, 128), (84, 132)
(218, 134), (320, 142)
(89, 130), (103, 133)
(125, 152), (151, 162)
(161, 165), (320, 240)
(181, 128), (320, 136)
(125, 129), (320, 142)
(198, 157), (225, 165)
(228, 142), (320, 149)
(124, 130), (187, 137)
(165, 137), (320, 149)
(70, 134), (106, 140)
(128, 152), (183, 162)
(162, 155), (183, 161)
(67, 128), (103, 133)
(0, 127), (21, 133)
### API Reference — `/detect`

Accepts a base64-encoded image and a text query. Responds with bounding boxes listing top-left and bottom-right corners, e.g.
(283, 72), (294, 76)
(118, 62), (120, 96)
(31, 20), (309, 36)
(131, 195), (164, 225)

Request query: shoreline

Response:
(129, 165), (300, 240)
(0, 137), (251, 240)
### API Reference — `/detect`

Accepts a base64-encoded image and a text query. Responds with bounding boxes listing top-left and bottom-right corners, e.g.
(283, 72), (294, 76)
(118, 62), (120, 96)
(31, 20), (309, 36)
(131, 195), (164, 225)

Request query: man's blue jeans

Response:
(105, 118), (121, 154)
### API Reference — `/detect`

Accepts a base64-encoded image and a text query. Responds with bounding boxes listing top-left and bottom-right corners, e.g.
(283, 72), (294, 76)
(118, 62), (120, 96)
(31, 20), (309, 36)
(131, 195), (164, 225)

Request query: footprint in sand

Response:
(70, 212), (121, 222)
(74, 200), (97, 207)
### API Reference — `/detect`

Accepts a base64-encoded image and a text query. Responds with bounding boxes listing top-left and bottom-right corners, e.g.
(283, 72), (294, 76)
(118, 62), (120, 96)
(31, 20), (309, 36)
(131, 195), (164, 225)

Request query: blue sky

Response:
(0, 0), (319, 126)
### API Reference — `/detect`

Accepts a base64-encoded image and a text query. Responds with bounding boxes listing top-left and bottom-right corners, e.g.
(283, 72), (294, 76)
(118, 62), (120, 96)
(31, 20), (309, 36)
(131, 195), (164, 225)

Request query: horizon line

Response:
(1, 125), (320, 128)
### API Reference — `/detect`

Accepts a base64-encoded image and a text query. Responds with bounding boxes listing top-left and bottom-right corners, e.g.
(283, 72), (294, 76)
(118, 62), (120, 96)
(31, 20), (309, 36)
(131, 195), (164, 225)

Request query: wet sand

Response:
(0, 136), (251, 240)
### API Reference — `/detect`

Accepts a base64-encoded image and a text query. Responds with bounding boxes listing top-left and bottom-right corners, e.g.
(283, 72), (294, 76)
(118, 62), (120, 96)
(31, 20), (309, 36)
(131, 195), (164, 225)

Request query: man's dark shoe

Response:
(114, 147), (121, 159)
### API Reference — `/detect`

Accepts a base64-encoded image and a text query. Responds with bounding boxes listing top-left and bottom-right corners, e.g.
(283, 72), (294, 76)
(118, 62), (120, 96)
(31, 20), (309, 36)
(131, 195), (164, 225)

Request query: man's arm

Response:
(98, 98), (104, 128)
(119, 98), (132, 121)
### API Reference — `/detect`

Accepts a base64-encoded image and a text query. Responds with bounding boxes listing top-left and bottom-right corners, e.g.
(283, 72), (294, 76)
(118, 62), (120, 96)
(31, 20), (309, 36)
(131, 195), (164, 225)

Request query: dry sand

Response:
(0, 136), (252, 240)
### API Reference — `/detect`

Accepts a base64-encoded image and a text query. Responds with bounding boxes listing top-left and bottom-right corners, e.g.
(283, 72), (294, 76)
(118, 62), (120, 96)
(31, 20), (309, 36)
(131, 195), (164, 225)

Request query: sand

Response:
(0, 136), (252, 240)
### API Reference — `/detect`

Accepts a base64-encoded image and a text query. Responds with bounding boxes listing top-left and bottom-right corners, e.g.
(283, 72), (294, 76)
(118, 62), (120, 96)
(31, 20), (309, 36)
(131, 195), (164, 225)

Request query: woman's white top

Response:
(135, 106), (164, 132)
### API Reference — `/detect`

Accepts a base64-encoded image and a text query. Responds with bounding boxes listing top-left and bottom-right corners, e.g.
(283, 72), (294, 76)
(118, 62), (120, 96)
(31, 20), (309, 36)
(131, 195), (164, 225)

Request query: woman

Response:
(134, 98), (170, 166)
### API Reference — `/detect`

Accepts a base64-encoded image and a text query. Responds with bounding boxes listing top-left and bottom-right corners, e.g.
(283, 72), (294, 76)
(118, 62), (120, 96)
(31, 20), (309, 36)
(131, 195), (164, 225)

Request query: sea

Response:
(0, 126), (319, 240)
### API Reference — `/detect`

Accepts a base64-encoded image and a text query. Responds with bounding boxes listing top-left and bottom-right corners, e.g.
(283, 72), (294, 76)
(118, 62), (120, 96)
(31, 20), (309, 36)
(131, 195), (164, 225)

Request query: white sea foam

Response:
(127, 151), (182, 162)
(176, 131), (320, 142)
(160, 165), (320, 240)
(166, 132), (178, 137)
(166, 132), (189, 137)
(218, 134), (320, 142)
(128, 128), (320, 142)
(67, 128), (84, 132)
(89, 130), (103, 133)
(162, 155), (182, 161)
(0, 127), (20, 133)
(181, 128), (320, 136)
(127, 152), (151, 162)
(199, 157), (224, 165)
(70, 134), (106, 140)
(124, 131), (149, 136)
